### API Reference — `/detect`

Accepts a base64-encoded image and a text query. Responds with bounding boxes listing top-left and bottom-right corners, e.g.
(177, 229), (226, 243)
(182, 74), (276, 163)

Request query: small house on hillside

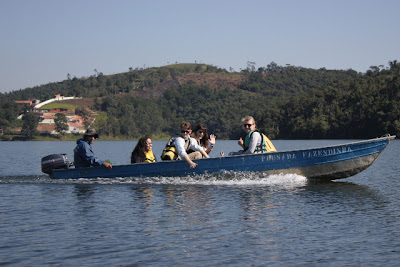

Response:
(38, 113), (87, 134)
(14, 94), (88, 135)
(37, 124), (56, 135)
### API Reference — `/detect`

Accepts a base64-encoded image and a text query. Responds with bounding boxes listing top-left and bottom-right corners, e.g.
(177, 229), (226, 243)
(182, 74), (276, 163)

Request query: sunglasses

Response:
(197, 130), (204, 134)
(181, 130), (190, 134)
(244, 124), (253, 128)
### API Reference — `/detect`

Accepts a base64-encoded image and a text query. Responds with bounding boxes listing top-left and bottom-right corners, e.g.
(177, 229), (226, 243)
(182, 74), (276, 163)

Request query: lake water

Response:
(1, 139), (399, 266)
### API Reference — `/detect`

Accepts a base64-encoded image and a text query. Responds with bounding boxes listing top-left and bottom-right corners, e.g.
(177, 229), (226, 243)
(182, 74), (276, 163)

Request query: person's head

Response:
(132, 136), (152, 162)
(180, 121), (192, 139)
(135, 136), (152, 151)
(84, 128), (99, 144)
(192, 123), (209, 146)
(143, 136), (153, 152)
(241, 116), (257, 134)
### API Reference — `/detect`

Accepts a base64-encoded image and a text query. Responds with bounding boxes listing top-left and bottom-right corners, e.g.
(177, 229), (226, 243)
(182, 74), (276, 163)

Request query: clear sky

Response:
(1, 0), (399, 93)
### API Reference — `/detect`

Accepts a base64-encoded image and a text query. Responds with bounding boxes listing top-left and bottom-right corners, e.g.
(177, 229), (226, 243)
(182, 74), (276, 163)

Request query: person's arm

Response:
(182, 154), (197, 168)
(179, 139), (199, 167)
(174, 138), (187, 159)
(244, 132), (262, 154)
(205, 134), (216, 154)
(103, 161), (112, 170)
(190, 137), (210, 159)
(228, 136), (245, 155)
(200, 148), (210, 158)
(174, 138), (198, 167)
(238, 137), (244, 149)
(80, 142), (103, 166)
(176, 138), (205, 168)
(83, 143), (112, 170)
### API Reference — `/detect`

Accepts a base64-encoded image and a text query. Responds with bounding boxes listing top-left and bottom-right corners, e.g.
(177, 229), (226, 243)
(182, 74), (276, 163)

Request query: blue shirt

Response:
(73, 138), (104, 168)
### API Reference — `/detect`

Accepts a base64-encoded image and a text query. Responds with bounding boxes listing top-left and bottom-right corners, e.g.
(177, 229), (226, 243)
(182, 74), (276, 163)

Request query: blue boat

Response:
(48, 135), (395, 181)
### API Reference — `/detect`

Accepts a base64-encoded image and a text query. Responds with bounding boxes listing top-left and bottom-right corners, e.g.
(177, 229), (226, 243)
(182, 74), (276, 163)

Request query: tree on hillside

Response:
(21, 113), (42, 140)
(0, 102), (24, 129)
(75, 106), (89, 117)
(54, 113), (68, 137)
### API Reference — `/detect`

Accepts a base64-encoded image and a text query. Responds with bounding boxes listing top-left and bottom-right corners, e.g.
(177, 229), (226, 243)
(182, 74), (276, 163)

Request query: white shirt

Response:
(173, 136), (204, 158)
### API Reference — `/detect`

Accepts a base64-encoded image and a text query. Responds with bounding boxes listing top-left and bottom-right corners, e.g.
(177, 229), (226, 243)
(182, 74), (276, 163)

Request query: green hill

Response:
(1, 61), (399, 140)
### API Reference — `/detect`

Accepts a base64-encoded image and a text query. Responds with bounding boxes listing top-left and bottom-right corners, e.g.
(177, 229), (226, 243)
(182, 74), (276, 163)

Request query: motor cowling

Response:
(41, 154), (71, 175)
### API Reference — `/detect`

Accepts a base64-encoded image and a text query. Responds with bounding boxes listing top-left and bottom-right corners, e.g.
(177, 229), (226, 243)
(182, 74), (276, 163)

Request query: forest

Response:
(0, 61), (399, 140)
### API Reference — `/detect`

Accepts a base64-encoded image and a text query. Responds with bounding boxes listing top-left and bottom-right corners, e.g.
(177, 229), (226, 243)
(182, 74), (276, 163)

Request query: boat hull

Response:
(264, 153), (379, 179)
(51, 136), (395, 181)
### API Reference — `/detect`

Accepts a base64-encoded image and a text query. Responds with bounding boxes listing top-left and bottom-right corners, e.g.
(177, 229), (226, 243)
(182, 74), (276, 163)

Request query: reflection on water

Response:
(0, 140), (399, 265)
(1, 174), (398, 266)
(74, 184), (95, 198)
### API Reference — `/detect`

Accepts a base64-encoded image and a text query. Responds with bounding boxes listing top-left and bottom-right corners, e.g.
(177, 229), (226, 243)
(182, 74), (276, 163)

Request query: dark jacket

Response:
(73, 138), (104, 168)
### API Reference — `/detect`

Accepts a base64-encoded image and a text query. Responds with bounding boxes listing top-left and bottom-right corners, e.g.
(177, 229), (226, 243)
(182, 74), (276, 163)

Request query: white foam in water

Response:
(2, 173), (307, 188)
(169, 172), (308, 187)
(85, 172), (308, 188)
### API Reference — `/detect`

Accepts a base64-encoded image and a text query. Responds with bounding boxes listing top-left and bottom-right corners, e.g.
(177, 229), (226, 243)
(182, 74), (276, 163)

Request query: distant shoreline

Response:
(0, 134), (171, 142)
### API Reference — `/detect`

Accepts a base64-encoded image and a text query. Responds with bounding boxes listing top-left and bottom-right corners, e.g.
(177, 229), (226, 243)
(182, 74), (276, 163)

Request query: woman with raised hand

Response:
(190, 123), (216, 155)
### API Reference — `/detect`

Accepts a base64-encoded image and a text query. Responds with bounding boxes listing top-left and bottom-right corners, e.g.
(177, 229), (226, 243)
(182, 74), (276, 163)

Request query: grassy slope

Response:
(38, 103), (77, 110)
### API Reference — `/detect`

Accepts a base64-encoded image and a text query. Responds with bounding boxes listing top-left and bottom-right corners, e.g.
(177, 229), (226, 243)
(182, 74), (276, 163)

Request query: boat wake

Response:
(81, 172), (308, 187)
(1, 172), (308, 188)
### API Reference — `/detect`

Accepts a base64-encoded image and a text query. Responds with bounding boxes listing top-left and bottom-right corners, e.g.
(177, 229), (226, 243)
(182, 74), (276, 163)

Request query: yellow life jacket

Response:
(262, 133), (277, 152)
(144, 150), (156, 163)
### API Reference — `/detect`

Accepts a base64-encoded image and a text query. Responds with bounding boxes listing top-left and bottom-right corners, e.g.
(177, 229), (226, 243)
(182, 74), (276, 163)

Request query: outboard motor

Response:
(41, 154), (71, 175)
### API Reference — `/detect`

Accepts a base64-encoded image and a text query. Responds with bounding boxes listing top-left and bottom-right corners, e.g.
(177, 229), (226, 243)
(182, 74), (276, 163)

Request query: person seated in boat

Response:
(161, 121), (210, 168)
(131, 136), (157, 163)
(230, 116), (276, 155)
(188, 123), (216, 156)
(73, 128), (112, 170)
